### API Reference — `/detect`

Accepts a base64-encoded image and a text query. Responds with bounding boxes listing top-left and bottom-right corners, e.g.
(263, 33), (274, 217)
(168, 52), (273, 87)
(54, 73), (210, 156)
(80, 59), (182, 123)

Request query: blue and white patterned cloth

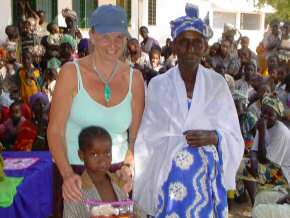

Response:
(170, 3), (213, 40)
(155, 131), (228, 218)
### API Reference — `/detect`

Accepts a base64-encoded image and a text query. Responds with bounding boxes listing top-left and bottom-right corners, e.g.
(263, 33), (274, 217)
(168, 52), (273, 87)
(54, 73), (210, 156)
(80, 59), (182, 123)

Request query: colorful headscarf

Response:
(262, 95), (284, 117)
(47, 57), (61, 72)
(232, 90), (249, 106)
(62, 8), (77, 20)
(61, 34), (77, 50)
(170, 3), (213, 40)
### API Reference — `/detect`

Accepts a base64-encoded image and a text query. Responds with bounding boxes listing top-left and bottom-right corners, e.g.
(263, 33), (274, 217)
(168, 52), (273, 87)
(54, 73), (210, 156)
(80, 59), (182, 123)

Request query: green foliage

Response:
(259, 0), (290, 21)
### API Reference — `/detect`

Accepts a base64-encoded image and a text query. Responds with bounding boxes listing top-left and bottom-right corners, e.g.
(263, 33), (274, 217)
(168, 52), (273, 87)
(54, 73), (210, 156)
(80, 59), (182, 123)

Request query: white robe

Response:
(133, 65), (244, 215)
(252, 121), (290, 185)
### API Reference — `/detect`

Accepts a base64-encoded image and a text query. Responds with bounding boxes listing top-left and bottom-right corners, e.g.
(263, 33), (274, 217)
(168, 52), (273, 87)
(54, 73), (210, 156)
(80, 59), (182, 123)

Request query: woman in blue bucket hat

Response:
(47, 4), (144, 214)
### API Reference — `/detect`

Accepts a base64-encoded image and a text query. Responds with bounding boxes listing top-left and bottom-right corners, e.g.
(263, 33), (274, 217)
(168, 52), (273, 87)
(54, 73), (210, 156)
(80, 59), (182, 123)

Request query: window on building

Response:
(213, 12), (236, 29)
(73, 0), (98, 28)
(12, 0), (57, 26)
(240, 13), (260, 30)
(117, 0), (132, 25)
(148, 0), (156, 26)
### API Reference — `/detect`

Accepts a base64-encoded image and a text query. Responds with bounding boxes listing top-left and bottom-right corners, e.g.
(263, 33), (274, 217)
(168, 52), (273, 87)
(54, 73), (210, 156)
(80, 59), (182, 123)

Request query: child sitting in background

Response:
(149, 47), (163, 72)
(0, 101), (25, 149)
(63, 126), (130, 218)
(43, 58), (60, 102)
(13, 92), (49, 151)
(233, 90), (257, 154)
(17, 52), (41, 103)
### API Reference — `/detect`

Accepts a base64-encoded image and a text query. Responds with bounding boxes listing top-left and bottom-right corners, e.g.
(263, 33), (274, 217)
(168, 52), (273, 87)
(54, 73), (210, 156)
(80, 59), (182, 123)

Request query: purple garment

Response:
(0, 152), (54, 218)
(78, 38), (89, 51)
(29, 92), (49, 108)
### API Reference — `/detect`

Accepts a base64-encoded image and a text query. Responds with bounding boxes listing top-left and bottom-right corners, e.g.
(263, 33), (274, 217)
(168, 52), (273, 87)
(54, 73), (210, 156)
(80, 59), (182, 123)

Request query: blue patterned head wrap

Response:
(170, 3), (213, 40)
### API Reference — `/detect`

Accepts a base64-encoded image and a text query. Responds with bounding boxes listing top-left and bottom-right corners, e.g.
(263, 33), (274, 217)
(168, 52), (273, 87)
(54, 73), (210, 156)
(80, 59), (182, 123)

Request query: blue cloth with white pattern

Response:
(155, 132), (228, 218)
(170, 3), (213, 40)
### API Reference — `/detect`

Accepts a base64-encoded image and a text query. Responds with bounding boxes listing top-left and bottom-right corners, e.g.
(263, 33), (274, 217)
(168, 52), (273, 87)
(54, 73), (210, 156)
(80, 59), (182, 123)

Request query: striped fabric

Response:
(63, 171), (128, 218)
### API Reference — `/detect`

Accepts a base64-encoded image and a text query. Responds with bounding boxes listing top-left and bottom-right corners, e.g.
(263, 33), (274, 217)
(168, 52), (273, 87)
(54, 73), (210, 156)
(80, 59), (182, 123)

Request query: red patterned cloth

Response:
(13, 121), (37, 151)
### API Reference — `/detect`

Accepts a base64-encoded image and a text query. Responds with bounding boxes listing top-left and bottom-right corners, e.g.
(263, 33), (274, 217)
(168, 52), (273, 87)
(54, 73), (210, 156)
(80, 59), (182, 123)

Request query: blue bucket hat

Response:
(170, 3), (213, 40)
(90, 4), (129, 37)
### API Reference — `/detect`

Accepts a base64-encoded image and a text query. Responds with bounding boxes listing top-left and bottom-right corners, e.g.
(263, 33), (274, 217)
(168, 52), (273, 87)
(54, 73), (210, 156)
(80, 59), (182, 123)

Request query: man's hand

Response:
(183, 130), (218, 147)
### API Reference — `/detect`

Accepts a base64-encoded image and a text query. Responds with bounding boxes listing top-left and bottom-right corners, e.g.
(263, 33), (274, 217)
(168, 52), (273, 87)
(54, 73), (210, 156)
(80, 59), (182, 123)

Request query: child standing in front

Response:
(63, 126), (129, 218)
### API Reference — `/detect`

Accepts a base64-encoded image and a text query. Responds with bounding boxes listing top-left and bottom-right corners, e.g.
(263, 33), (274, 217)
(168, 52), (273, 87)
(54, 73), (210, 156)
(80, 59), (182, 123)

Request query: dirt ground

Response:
(229, 201), (252, 218)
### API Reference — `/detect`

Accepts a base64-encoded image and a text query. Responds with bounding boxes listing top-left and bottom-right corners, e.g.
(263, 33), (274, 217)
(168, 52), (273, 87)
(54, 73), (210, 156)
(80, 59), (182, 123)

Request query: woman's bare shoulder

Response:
(59, 62), (77, 79)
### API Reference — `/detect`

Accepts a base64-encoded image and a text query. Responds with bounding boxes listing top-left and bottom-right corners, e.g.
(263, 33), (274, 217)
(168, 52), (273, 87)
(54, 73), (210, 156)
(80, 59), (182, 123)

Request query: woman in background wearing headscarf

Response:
(249, 95), (290, 218)
(134, 4), (244, 217)
(62, 8), (82, 41)
(59, 34), (77, 65)
(239, 95), (290, 206)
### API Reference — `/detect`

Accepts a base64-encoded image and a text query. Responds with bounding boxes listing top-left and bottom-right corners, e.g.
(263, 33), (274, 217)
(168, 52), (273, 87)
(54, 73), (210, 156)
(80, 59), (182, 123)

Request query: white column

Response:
(142, 0), (148, 27)
(129, 0), (141, 39)
(0, 0), (13, 42)
(260, 12), (265, 31)
(236, 12), (241, 30)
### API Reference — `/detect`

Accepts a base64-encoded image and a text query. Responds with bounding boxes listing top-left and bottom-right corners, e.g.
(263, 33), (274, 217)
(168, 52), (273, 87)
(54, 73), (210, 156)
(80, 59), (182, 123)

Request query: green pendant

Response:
(104, 84), (112, 103)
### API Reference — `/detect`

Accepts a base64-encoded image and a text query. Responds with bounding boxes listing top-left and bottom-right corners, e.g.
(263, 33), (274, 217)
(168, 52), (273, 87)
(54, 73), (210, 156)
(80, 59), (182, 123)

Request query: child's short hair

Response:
(9, 100), (22, 111)
(47, 22), (57, 33)
(149, 46), (162, 59)
(78, 126), (111, 151)
(245, 61), (257, 72)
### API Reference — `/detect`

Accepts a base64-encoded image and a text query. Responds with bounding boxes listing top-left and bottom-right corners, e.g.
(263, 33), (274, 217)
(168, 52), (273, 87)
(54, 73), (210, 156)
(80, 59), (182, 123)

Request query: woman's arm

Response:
(249, 150), (259, 177)
(47, 63), (82, 201)
(125, 69), (145, 166)
(256, 118), (268, 163)
(24, 1), (40, 26)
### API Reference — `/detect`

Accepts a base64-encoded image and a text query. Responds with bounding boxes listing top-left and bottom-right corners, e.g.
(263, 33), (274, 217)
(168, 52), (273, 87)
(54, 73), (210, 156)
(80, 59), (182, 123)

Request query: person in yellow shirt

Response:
(18, 52), (41, 103)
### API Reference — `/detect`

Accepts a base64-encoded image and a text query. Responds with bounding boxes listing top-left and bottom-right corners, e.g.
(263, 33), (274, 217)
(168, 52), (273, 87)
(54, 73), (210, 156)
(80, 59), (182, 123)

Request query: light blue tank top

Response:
(65, 60), (133, 165)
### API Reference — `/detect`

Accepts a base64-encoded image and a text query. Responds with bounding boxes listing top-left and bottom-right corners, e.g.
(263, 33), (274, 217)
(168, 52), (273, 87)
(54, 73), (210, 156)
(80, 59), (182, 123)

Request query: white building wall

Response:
(0, 0), (271, 51)
(0, 0), (13, 43)
(58, 0), (72, 13)
(99, 0), (116, 5)
(133, 0), (269, 50)
(129, 0), (141, 40)
(141, 0), (212, 47)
